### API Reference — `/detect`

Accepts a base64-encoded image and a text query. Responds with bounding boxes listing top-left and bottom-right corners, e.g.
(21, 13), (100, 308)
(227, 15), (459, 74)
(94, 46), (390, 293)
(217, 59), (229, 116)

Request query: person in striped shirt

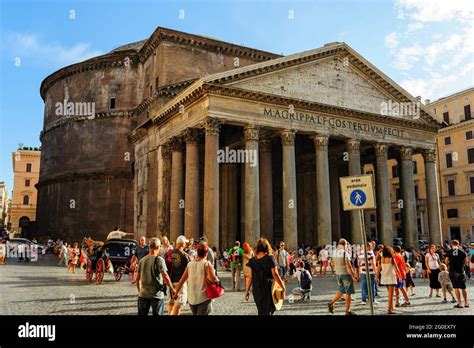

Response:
(357, 242), (379, 305)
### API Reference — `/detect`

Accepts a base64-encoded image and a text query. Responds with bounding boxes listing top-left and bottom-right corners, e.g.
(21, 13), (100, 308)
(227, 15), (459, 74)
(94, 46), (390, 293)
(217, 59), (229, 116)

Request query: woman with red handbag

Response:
(174, 242), (221, 315)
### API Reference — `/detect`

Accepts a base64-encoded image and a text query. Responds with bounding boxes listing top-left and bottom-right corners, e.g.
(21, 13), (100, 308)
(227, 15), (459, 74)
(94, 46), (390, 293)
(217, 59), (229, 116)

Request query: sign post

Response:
(340, 174), (376, 316)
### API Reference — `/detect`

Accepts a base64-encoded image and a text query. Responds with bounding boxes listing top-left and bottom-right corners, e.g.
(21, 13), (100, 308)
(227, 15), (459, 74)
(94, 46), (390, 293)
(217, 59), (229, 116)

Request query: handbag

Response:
(203, 261), (224, 299)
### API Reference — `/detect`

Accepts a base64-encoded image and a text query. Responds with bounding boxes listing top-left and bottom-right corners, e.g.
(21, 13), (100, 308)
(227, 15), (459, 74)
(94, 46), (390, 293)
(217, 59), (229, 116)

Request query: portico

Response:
(130, 42), (442, 250)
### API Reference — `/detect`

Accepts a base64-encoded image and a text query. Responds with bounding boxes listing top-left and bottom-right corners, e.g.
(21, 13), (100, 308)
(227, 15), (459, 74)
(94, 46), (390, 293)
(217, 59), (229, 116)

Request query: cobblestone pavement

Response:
(0, 255), (473, 316)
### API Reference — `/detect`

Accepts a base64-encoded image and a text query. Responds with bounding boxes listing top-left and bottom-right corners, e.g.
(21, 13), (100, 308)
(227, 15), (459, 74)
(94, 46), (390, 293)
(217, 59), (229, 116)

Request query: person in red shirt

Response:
(394, 246), (411, 307)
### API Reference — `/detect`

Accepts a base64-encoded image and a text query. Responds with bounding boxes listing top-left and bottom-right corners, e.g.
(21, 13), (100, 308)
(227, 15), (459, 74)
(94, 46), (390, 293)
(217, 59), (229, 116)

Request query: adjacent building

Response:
(426, 87), (474, 243)
(10, 147), (41, 237)
(0, 182), (8, 228)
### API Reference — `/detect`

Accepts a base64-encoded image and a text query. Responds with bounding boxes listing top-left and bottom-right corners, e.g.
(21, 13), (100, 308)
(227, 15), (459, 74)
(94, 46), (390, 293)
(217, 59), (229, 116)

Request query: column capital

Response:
(161, 144), (171, 159)
(183, 128), (201, 144)
(311, 134), (329, 151)
(243, 124), (259, 141)
(168, 136), (183, 151)
(346, 138), (360, 154)
(259, 138), (273, 152)
(375, 143), (389, 157)
(201, 117), (221, 136)
(280, 129), (296, 146)
(400, 146), (414, 161)
(422, 149), (437, 162)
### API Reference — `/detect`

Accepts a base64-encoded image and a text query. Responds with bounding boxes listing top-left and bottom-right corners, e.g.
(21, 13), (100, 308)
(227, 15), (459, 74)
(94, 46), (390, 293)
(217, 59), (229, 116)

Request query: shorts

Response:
(336, 274), (355, 295)
(321, 260), (328, 267)
(395, 280), (405, 289)
(450, 271), (467, 290)
(442, 283), (453, 292)
(167, 282), (187, 306)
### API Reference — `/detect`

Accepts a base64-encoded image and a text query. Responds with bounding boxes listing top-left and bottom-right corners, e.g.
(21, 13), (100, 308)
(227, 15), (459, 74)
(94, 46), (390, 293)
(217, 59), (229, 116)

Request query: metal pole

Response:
(359, 209), (374, 315)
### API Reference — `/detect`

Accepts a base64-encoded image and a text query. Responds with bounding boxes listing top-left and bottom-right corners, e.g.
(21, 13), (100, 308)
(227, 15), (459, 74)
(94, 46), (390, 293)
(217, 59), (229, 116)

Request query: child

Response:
(438, 263), (457, 303)
(405, 264), (415, 296)
(414, 260), (422, 278)
(79, 248), (87, 270)
(67, 243), (79, 273)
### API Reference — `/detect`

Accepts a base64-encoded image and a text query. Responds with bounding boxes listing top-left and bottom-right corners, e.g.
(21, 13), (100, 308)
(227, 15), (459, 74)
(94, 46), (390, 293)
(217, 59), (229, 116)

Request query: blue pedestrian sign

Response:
(340, 175), (376, 211)
(350, 189), (366, 206)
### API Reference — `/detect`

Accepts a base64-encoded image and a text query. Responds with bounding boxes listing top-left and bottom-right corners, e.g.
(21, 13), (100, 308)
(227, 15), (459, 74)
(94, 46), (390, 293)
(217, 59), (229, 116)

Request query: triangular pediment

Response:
(203, 43), (440, 126)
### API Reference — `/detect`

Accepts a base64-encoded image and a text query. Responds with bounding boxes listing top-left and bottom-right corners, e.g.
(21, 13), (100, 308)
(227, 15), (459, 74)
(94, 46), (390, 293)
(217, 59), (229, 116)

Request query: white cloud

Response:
(2, 31), (103, 68)
(385, 0), (474, 100)
(384, 32), (400, 49)
(396, 0), (474, 23)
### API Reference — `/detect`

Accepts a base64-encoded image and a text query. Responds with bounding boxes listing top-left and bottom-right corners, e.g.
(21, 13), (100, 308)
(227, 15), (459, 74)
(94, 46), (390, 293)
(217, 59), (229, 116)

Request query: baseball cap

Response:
(176, 235), (189, 245)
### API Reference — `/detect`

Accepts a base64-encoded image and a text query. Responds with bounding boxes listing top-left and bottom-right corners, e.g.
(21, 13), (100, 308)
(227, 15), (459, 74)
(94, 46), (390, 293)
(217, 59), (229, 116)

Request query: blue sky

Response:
(0, 0), (473, 193)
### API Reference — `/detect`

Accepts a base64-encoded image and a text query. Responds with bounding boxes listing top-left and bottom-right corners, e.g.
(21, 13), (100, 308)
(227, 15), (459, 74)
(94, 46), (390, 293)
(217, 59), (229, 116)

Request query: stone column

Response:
(400, 147), (418, 248)
(346, 138), (363, 245)
(169, 136), (184, 244)
(375, 143), (393, 246)
(244, 125), (260, 247)
(312, 134), (332, 247)
(423, 149), (442, 245)
(184, 128), (200, 241)
(259, 138), (274, 245)
(329, 155), (341, 242)
(156, 144), (168, 236)
(281, 129), (298, 250)
(203, 118), (220, 249)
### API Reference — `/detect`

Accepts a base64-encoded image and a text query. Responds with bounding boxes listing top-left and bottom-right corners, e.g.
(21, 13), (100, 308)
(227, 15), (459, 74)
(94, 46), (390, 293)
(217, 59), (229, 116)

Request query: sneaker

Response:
(373, 300), (380, 305)
(345, 311), (356, 315)
(361, 301), (367, 305)
(441, 299), (447, 303)
(401, 302), (411, 307)
(328, 302), (334, 314)
(451, 299), (457, 303)
(395, 303), (400, 307)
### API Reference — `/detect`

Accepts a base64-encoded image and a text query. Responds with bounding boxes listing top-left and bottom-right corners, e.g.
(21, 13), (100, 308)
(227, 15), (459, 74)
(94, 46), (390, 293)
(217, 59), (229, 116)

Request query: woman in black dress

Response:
(245, 238), (286, 315)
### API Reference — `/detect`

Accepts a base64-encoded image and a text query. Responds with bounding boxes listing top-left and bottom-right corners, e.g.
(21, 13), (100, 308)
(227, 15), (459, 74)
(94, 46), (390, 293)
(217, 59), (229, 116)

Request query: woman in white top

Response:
(425, 244), (441, 297)
(174, 242), (218, 315)
(377, 246), (401, 315)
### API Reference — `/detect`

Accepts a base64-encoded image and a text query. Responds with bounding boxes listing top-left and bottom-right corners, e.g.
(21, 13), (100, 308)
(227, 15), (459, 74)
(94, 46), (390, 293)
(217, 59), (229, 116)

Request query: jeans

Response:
(189, 299), (212, 315)
(361, 273), (376, 302)
(137, 297), (164, 316)
(231, 264), (242, 290)
(279, 266), (286, 278)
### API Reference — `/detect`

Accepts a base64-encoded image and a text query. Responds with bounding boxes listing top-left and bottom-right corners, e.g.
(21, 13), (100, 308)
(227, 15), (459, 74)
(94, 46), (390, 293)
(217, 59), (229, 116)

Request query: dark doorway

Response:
(449, 226), (461, 241)
(19, 216), (30, 239)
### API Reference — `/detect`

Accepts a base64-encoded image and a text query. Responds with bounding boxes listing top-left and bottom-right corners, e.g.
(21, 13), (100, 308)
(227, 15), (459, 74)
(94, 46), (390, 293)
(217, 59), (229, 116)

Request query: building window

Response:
(444, 136), (451, 145)
(395, 188), (401, 200)
(22, 195), (29, 205)
(465, 105), (472, 120)
(370, 214), (376, 222)
(414, 185), (419, 199)
(466, 131), (473, 140)
(395, 213), (401, 221)
(468, 148), (474, 164)
(392, 165), (398, 178)
(25, 179), (30, 187)
(139, 197), (143, 216)
(149, 85), (153, 97)
(443, 112), (450, 125)
(26, 163), (32, 172)
(413, 161), (418, 174)
(447, 179), (455, 196)
(447, 208), (458, 218)
(470, 177), (474, 194)
(446, 153), (453, 168)
(110, 97), (116, 110)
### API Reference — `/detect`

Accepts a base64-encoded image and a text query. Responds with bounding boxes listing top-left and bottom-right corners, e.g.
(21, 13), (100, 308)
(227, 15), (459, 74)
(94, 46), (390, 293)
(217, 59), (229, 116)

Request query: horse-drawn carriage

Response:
(83, 237), (138, 285)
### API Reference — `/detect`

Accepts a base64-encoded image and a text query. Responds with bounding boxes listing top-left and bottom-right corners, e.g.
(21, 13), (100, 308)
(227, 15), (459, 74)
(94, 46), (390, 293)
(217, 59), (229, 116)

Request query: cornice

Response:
(40, 50), (139, 101)
(437, 118), (474, 134)
(35, 170), (133, 188)
(138, 27), (280, 64)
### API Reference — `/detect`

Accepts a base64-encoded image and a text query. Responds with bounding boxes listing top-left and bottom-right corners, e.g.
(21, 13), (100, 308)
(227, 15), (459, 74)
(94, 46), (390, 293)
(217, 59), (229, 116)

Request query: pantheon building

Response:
(38, 27), (442, 249)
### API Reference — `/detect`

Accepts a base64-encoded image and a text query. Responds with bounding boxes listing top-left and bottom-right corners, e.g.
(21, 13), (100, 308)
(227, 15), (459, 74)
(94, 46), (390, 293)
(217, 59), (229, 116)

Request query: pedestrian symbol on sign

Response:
(350, 189), (366, 207)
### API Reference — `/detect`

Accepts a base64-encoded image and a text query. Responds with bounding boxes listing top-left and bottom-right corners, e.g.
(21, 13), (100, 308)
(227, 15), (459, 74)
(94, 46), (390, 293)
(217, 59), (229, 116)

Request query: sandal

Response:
(328, 302), (334, 314)
(465, 303), (470, 308)
(387, 310), (396, 315)
(345, 311), (356, 315)
(453, 304), (464, 308)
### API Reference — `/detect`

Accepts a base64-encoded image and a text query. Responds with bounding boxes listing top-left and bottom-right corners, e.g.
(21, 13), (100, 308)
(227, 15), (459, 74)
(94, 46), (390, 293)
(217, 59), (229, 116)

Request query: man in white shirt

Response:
(292, 261), (312, 301)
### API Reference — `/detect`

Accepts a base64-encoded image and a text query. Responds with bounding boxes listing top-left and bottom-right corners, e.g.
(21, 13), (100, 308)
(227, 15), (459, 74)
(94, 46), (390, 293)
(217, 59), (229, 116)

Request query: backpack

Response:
(231, 247), (242, 263)
(299, 269), (312, 290)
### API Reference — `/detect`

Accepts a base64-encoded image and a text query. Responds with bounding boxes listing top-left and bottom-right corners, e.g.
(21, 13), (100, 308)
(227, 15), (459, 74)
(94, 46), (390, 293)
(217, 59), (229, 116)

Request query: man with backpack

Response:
(136, 238), (175, 316)
(228, 241), (244, 291)
(292, 261), (312, 301)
